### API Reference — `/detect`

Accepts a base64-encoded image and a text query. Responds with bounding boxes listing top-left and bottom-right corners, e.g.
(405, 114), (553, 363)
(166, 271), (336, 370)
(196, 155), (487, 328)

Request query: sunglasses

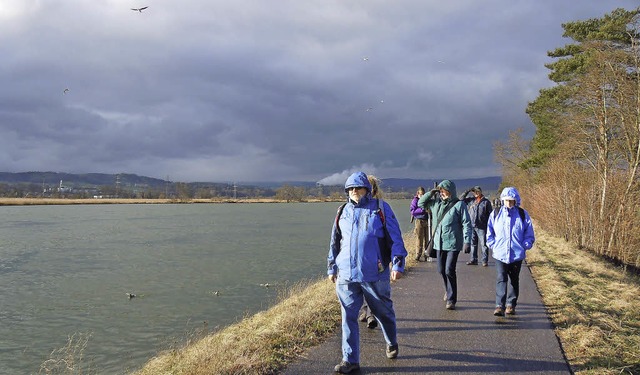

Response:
(347, 187), (365, 191)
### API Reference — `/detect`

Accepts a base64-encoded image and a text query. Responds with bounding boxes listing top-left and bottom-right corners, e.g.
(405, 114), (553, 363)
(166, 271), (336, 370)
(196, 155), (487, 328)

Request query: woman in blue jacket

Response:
(327, 172), (407, 374)
(487, 187), (535, 316)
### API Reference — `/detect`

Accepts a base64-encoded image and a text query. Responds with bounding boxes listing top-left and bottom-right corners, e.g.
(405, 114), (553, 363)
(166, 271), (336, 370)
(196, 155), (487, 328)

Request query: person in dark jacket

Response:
(327, 172), (408, 374)
(410, 186), (430, 261)
(459, 186), (493, 266)
(487, 187), (535, 316)
(418, 179), (472, 310)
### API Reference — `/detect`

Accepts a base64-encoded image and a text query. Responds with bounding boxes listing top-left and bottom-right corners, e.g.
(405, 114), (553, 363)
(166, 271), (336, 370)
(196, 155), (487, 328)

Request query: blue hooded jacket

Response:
(327, 172), (407, 282)
(487, 187), (535, 263)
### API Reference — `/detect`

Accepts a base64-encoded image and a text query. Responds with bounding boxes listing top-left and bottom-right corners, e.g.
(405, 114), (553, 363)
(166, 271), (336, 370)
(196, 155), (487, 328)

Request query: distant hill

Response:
(0, 172), (502, 194)
(0, 172), (167, 188)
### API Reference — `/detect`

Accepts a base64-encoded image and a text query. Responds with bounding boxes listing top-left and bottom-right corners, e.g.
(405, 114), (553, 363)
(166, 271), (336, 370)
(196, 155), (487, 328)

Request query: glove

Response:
(462, 243), (471, 254)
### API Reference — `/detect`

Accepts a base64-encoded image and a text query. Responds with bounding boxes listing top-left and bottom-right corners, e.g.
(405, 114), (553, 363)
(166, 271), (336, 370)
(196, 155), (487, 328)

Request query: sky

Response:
(1, 1), (638, 184)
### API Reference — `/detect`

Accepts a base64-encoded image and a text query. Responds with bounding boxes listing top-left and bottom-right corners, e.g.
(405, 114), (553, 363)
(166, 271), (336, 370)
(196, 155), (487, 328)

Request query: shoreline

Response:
(0, 197), (338, 206)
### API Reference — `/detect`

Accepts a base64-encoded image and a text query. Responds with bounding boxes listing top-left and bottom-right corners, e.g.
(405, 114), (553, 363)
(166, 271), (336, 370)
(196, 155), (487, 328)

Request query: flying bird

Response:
(131, 6), (148, 12)
(63, 88), (69, 94)
(362, 57), (369, 61)
(126, 292), (136, 299)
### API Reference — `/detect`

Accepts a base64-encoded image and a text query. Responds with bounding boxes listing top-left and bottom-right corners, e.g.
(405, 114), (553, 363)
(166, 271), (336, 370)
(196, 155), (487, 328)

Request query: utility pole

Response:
(115, 174), (121, 198)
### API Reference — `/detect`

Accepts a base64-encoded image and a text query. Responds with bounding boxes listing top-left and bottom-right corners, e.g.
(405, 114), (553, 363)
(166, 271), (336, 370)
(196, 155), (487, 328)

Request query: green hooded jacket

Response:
(417, 179), (472, 251)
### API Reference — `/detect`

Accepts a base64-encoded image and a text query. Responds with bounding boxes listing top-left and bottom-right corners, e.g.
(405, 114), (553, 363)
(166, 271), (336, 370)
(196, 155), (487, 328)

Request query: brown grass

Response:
(527, 229), (640, 375)
(131, 234), (419, 375)
(132, 278), (341, 375)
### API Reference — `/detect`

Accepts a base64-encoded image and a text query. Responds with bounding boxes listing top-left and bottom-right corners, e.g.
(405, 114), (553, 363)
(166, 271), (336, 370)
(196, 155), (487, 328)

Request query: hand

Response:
(430, 188), (439, 194)
(328, 274), (336, 283)
(462, 243), (471, 254)
(391, 270), (403, 281)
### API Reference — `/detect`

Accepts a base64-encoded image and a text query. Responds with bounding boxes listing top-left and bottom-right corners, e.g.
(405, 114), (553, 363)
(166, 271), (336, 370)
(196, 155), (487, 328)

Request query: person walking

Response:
(459, 186), (493, 267)
(487, 187), (536, 316)
(410, 186), (430, 261)
(358, 174), (383, 329)
(418, 179), (472, 310)
(327, 172), (408, 374)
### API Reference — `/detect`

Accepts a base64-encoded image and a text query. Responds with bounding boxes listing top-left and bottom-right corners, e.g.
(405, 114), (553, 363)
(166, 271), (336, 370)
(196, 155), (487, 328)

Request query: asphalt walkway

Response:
(282, 256), (571, 375)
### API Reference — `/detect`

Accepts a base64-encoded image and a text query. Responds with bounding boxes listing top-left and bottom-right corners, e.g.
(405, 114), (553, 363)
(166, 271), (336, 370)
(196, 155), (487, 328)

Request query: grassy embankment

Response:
(527, 231), (640, 375)
(37, 215), (639, 374)
(130, 230), (640, 375)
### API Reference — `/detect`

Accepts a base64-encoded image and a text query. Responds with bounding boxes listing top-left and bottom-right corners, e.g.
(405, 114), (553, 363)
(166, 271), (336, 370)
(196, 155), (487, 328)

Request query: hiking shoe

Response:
(505, 305), (515, 315)
(367, 316), (378, 329)
(358, 311), (367, 322)
(466, 261), (478, 265)
(494, 307), (505, 316)
(386, 344), (399, 359)
(482, 262), (488, 267)
(334, 360), (360, 373)
(446, 302), (455, 310)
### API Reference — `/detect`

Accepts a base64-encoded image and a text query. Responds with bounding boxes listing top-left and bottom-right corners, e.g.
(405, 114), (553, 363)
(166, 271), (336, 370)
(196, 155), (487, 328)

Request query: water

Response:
(0, 200), (411, 374)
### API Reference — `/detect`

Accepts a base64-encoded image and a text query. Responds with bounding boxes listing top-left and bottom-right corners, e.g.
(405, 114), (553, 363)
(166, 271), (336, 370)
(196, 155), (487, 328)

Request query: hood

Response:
(344, 172), (372, 193)
(437, 179), (457, 198)
(500, 187), (521, 206)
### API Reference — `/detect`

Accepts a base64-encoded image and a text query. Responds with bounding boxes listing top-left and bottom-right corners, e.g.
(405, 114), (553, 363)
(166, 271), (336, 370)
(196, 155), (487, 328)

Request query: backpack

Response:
(493, 206), (526, 223)
(334, 199), (392, 265)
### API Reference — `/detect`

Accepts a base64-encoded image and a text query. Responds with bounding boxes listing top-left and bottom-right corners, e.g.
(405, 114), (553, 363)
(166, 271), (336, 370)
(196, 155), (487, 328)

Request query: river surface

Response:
(0, 200), (411, 374)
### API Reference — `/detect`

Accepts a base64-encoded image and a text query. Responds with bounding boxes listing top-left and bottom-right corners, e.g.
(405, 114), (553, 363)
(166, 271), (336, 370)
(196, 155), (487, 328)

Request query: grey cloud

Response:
(1, 0), (637, 182)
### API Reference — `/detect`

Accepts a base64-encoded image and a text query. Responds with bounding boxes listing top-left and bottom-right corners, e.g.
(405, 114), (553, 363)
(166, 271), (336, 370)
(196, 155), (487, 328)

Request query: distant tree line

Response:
(496, 8), (640, 269)
(0, 181), (414, 201)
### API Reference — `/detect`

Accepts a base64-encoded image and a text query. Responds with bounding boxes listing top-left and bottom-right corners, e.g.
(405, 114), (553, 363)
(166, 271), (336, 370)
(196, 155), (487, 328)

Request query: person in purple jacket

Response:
(410, 186), (430, 261)
(487, 186), (536, 316)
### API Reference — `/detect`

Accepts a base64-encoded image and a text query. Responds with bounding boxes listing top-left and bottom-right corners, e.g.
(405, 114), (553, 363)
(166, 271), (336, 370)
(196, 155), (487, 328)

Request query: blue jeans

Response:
(495, 259), (523, 308)
(335, 278), (398, 363)
(437, 250), (460, 304)
(469, 228), (489, 264)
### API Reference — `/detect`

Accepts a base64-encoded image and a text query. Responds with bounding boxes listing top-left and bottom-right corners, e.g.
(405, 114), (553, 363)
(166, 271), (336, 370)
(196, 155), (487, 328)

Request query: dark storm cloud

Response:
(0, 0), (637, 183)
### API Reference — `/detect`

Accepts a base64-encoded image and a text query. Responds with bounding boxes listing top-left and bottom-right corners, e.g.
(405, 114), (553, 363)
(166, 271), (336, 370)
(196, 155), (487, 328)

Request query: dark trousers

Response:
(437, 250), (460, 304)
(495, 259), (523, 308)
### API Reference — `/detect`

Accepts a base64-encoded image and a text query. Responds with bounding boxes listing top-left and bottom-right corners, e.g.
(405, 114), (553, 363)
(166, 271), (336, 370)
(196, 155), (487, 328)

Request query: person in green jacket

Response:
(418, 180), (472, 310)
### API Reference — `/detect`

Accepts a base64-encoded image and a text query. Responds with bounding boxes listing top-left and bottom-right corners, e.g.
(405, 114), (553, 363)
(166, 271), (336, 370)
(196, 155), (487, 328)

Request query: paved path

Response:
(282, 257), (571, 374)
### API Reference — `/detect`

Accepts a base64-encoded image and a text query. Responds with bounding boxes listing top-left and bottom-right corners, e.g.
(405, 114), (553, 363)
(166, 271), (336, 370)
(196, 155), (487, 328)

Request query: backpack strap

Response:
(377, 199), (392, 266)
(334, 202), (347, 237)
